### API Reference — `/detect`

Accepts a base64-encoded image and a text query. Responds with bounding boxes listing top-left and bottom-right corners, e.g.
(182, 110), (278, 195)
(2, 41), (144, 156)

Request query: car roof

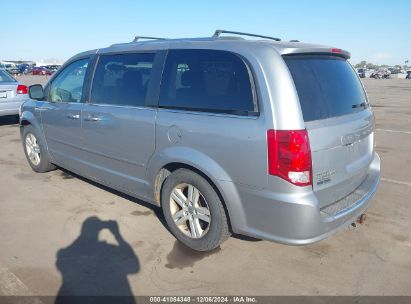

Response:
(68, 32), (350, 62)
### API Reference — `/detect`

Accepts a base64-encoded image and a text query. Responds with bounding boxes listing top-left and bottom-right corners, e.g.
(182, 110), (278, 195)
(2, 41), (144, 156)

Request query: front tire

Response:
(161, 169), (231, 251)
(22, 125), (55, 173)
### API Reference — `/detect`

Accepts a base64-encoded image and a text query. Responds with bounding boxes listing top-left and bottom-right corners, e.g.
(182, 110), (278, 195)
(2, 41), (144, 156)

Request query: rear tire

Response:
(22, 125), (56, 173)
(161, 169), (231, 251)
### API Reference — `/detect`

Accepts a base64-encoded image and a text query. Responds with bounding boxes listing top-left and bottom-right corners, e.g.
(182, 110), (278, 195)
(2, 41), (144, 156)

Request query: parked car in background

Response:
(406, 71), (411, 79)
(370, 69), (391, 79)
(45, 65), (61, 73)
(0, 69), (28, 116)
(21, 31), (380, 251)
(388, 67), (401, 74)
(357, 68), (366, 78)
(4, 64), (20, 75)
(18, 64), (32, 74)
(32, 66), (52, 76)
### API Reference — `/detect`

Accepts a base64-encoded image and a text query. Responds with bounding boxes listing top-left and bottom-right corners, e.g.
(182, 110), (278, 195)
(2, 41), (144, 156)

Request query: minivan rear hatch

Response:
(284, 54), (374, 208)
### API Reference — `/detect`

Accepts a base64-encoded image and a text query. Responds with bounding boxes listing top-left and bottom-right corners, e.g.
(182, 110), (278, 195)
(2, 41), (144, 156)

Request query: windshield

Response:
(0, 70), (16, 82)
(284, 55), (367, 122)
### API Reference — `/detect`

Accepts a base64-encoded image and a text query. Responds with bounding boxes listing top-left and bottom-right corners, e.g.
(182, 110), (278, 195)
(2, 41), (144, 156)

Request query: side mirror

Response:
(29, 84), (45, 100)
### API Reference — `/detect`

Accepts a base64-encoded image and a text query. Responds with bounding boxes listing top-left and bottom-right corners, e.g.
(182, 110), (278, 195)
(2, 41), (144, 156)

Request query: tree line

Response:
(354, 60), (409, 70)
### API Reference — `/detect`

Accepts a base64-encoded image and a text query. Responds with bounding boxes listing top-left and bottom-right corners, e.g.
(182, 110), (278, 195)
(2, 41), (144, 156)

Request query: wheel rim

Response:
(25, 133), (41, 166)
(169, 183), (211, 239)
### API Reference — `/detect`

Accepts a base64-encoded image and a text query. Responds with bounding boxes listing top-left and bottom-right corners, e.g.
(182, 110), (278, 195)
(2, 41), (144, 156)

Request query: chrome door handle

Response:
(84, 116), (102, 122)
(67, 114), (80, 119)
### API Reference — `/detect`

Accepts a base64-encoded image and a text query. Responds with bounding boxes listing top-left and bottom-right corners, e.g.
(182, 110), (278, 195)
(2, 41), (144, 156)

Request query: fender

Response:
(146, 146), (247, 233)
(20, 108), (53, 161)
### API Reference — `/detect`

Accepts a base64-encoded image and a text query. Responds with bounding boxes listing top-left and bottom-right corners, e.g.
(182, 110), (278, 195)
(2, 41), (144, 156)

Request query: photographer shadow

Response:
(55, 216), (139, 304)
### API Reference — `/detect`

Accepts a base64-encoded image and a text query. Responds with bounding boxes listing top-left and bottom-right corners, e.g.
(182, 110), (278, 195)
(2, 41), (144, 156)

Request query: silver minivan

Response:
(21, 31), (380, 251)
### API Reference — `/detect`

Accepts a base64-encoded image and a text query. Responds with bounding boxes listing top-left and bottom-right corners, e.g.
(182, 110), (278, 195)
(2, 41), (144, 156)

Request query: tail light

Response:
(267, 129), (312, 186)
(331, 48), (343, 54)
(17, 84), (28, 94)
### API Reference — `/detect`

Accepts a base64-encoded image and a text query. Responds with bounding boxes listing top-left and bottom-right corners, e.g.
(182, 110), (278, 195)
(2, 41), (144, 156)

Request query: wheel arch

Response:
(19, 110), (51, 159)
(153, 162), (235, 233)
(147, 146), (248, 234)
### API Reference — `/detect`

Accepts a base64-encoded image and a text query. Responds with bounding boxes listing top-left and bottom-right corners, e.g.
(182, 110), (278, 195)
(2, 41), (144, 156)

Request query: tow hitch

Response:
(357, 213), (367, 224)
(351, 213), (367, 228)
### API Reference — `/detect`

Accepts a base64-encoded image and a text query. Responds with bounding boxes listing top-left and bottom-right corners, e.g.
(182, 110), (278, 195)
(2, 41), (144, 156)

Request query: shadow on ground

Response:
(55, 216), (139, 303)
(57, 168), (262, 247)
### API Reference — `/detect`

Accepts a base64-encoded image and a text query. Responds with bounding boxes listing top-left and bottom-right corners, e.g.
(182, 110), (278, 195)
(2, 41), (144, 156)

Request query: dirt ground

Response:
(0, 76), (410, 297)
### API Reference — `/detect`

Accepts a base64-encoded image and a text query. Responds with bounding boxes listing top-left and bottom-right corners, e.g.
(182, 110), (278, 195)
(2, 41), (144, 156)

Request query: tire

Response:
(161, 169), (231, 251)
(22, 125), (56, 173)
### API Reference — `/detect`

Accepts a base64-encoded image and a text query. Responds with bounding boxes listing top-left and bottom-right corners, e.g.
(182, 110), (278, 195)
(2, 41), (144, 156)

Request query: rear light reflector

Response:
(17, 84), (28, 94)
(331, 48), (343, 54)
(267, 129), (312, 186)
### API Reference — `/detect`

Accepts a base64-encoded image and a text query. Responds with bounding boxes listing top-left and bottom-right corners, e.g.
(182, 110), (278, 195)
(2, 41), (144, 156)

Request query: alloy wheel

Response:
(169, 183), (211, 239)
(25, 133), (41, 166)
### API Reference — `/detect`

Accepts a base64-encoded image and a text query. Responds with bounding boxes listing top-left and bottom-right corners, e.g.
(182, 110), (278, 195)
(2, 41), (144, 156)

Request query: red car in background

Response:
(32, 66), (52, 76)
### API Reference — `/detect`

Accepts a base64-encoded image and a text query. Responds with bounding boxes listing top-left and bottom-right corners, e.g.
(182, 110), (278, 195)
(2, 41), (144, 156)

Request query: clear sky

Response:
(1, 0), (409, 65)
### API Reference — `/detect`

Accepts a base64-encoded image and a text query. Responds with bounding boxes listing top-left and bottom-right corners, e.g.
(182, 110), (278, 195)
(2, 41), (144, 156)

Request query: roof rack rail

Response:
(133, 36), (166, 42)
(213, 30), (281, 41)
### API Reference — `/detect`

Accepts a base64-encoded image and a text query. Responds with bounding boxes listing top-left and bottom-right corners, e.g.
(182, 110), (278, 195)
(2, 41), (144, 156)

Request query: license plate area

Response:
(0, 91), (8, 99)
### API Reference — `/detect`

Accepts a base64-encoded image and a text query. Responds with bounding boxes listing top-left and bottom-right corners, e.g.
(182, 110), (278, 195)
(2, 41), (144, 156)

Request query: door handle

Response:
(67, 114), (80, 119)
(84, 116), (102, 122)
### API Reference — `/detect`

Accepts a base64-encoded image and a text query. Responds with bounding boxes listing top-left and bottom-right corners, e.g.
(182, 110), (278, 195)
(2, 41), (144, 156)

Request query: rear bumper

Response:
(0, 99), (25, 116)
(232, 153), (380, 245)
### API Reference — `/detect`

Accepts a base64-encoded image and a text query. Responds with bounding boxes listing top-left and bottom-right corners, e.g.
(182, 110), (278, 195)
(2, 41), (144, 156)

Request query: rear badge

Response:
(316, 170), (337, 185)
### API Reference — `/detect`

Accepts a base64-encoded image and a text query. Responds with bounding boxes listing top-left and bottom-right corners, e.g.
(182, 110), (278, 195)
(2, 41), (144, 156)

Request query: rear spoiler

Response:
(281, 47), (351, 59)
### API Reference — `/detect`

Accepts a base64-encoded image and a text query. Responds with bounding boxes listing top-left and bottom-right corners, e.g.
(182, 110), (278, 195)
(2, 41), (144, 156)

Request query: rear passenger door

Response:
(82, 52), (162, 198)
(155, 49), (267, 187)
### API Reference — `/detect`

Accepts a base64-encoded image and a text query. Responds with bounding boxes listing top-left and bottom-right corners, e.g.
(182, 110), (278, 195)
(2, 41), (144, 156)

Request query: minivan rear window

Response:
(284, 55), (367, 122)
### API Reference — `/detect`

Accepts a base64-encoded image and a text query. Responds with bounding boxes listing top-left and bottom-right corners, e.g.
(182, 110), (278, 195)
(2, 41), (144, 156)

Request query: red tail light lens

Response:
(267, 129), (312, 186)
(331, 48), (342, 54)
(17, 84), (28, 94)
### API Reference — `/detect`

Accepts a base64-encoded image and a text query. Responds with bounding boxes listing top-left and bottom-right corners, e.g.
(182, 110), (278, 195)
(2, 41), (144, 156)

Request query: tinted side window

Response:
(91, 53), (155, 107)
(284, 55), (367, 122)
(0, 70), (16, 82)
(49, 58), (89, 103)
(159, 49), (256, 115)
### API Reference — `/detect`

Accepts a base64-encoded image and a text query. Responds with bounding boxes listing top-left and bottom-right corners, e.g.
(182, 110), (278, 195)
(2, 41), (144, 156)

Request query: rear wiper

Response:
(352, 102), (368, 109)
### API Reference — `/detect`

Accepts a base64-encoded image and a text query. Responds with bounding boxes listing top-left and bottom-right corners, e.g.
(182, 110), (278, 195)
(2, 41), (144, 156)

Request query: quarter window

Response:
(49, 58), (89, 103)
(159, 50), (256, 115)
(91, 53), (155, 107)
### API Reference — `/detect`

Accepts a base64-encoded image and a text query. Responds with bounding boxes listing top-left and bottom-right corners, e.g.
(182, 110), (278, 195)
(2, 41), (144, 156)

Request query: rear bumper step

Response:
(320, 170), (379, 219)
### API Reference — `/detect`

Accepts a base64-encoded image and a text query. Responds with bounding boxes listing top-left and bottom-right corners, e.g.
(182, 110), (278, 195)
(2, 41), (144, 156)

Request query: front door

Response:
(81, 52), (158, 197)
(40, 58), (91, 171)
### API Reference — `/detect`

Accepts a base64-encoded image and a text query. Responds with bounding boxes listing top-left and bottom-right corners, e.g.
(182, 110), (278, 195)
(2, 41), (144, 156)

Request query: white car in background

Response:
(0, 69), (28, 117)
